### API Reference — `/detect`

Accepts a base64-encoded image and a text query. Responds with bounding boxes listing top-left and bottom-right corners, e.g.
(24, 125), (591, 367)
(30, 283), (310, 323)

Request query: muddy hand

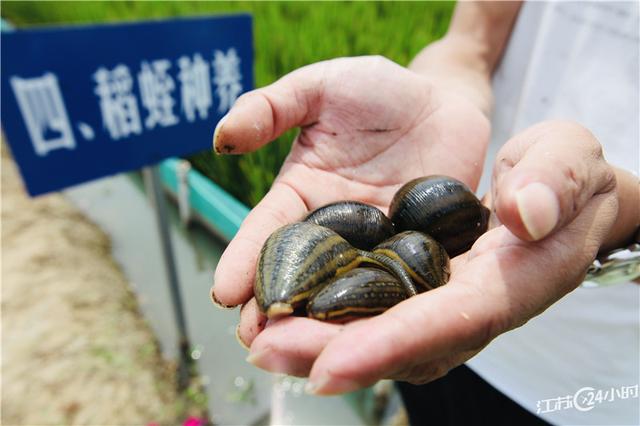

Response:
(210, 55), (490, 325)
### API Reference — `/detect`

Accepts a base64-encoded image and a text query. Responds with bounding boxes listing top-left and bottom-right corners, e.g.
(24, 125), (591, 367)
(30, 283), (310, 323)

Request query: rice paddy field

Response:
(2, 1), (455, 207)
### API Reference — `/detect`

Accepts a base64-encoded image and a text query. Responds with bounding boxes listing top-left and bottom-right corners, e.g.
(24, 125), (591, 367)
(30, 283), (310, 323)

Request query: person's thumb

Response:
(212, 62), (326, 154)
(492, 120), (616, 241)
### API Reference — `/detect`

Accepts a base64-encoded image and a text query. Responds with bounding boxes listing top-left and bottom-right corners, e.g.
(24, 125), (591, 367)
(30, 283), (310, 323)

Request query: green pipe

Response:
(159, 158), (249, 242)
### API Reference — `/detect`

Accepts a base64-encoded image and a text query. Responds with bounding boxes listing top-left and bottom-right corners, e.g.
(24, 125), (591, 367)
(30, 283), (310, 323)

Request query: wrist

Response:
(409, 35), (494, 116)
(601, 167), (640, 252)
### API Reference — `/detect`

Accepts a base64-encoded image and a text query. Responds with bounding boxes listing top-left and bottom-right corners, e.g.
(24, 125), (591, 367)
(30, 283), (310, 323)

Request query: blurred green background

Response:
(2, 1), (454, 207)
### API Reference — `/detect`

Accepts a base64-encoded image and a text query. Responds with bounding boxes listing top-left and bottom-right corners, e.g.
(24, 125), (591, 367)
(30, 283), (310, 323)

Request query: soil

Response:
(1, 142), (193, 425)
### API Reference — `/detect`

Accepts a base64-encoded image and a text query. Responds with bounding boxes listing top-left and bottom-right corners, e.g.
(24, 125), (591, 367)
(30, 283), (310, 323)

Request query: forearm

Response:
(409, 1), (522, 115)
(602, 167), (640, 252)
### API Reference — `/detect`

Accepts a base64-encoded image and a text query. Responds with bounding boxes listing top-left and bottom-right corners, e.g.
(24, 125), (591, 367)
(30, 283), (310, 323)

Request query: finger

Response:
(306, 185), (617, 395)
(213, 63), (326, 154)
(492, 120), (616, 241)
(211, 182), (308, 307)
(241, 281), (475, 383)
(305, 284), (498, 395)
(246, 316), (342, 377)
(391, 348), (482, 385)
(237, 298), (267, 349)
(480, 192), (502, 230)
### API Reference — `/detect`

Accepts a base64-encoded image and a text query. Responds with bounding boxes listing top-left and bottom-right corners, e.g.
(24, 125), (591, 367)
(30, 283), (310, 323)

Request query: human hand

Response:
(241, 120), (619, 394)
(211, 53), (491, 310)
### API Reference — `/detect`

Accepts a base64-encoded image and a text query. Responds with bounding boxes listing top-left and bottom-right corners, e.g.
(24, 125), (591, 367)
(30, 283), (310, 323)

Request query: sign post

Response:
(143, 165), (191, 388)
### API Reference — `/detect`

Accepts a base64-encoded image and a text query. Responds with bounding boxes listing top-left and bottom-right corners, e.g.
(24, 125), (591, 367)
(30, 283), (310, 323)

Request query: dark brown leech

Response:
(372, 231), (450, 291)
(305, 201), (395, 250)
(307, 268), (407, 321)
(389, 175), (490, 257)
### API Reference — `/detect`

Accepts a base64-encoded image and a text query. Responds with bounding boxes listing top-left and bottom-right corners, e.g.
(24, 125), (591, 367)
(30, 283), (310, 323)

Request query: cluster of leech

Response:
(254, 175), (489, 322)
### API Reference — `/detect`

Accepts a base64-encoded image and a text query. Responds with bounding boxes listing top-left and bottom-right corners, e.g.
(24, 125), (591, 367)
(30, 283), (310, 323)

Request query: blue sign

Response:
(1, 15), (253, 196)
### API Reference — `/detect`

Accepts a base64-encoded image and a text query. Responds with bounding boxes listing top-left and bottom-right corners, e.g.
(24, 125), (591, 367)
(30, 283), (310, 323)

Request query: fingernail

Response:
(210, 286), (236, 310)
(246, 349), (290, 375)
(305, 374), (361, 395)
(246, 350), (264, 366)
(212, 113), (229, 154)
(304, 379), (323, 395)
(235, 325), (250, 351)
(516, 182), (560, 240)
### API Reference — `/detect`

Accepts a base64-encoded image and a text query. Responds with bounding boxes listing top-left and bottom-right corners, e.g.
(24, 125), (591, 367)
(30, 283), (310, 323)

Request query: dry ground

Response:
(1, 143), (192, 425)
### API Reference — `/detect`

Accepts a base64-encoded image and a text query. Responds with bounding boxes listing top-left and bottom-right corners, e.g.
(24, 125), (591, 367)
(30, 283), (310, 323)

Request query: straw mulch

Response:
(1, 143), (182, 425)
